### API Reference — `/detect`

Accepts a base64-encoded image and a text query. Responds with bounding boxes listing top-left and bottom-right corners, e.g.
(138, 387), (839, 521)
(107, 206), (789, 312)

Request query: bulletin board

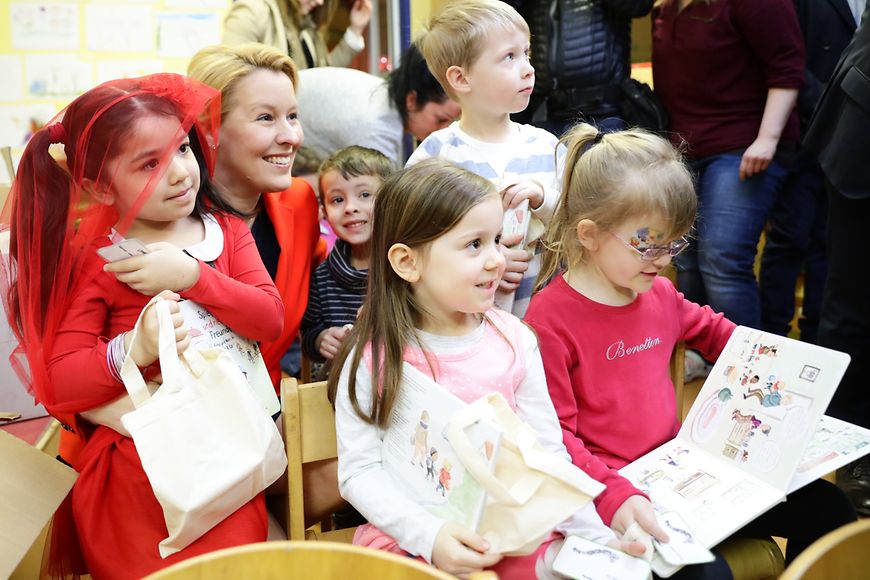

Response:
(0, 0), (232, 183)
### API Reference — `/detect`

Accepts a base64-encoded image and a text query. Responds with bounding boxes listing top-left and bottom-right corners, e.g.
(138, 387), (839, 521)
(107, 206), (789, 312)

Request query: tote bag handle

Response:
(120, 296), (187, 409)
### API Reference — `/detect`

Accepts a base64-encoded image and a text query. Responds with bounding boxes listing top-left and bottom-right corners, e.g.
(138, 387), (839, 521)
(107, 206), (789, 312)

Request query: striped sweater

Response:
(301, 240), (367, 363)
(406, 121), (564, 318)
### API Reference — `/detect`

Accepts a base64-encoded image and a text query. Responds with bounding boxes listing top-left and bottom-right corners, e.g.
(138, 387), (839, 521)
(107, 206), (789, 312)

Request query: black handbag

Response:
(619, 78), (670, 135)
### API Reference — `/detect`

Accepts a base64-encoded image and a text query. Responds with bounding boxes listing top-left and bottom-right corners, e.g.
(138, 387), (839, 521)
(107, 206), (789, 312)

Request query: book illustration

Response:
(179, 300), (279, 416)
(382, 363), (501, 530)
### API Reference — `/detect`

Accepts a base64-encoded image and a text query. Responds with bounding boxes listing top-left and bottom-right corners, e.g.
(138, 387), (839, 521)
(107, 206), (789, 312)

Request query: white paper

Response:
(25, 54), (94, 98)
(86, 4), (155, 52)
(179, 300), (280, 417)
(552, 536), (651, 580)
(11, 3), (79, 50)
(0, 57), (25, 101)
(157, 13), (221, 57)
(789, 415), (870, 492)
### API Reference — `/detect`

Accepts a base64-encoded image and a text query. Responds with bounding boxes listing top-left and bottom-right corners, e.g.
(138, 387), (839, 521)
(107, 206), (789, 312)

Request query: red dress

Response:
(46, 213), (284, 579)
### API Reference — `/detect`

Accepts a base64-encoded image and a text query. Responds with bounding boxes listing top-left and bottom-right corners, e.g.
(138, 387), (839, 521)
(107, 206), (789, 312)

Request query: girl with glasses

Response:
(524, 123), (854, 578)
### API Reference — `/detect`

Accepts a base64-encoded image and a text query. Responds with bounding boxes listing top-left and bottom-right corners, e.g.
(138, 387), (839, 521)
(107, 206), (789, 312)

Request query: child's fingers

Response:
(103, 255), (146, 273)
(451, 527), (490, 554)
(500, 232), (525, 249)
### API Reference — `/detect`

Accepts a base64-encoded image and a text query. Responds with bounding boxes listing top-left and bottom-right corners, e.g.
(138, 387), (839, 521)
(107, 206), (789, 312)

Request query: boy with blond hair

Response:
(407, 0), (562, 318)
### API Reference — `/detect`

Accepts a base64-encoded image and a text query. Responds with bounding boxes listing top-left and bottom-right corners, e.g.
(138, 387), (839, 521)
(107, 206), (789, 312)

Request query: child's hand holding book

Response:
(432, 521), (503, 577)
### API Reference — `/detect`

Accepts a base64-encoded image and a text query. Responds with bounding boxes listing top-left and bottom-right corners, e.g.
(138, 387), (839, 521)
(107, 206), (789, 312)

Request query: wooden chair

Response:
(144, 540), (458, 580)
(778, 519), (870, 580)
(282, 377), (354, 542)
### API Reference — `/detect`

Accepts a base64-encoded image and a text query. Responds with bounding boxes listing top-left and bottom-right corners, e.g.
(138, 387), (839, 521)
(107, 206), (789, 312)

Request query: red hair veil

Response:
(1, 73), (219, 405)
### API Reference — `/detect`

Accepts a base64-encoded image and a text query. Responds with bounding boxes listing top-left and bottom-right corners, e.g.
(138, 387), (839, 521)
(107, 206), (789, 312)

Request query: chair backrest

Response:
(778, 519), (870, 580)
(144, 540), (456, 580)
(282, 377), (336, 540)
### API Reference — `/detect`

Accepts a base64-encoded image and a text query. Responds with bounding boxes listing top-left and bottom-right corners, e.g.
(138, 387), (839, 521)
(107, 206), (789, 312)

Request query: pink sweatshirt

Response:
(525, 275), (736, 523)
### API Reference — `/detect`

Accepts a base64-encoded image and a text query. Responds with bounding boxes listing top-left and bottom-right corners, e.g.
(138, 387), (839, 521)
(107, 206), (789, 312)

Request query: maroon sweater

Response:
(652, 0), (805, 159)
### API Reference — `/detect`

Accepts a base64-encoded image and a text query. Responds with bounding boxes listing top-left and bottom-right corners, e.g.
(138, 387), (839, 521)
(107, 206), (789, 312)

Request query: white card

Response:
(552, 536), (651, 580)
(97, 238), (150, 262)
(653, 512), (715, 566)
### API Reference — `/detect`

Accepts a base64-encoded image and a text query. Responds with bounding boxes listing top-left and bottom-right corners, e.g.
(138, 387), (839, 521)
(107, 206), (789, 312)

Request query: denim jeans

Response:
(677, 153), (787, 327)
(759, 157), (827, 343)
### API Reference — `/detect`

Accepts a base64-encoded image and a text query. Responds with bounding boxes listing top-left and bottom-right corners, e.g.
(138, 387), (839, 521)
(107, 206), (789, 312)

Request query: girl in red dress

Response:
(2, 74), (283, 579)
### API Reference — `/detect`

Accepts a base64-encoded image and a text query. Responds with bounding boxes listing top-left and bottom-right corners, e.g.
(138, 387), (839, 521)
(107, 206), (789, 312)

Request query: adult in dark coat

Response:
(505, 0), (653, 136)
(804, 1), (870, 515)
(759, 0), (859, 343)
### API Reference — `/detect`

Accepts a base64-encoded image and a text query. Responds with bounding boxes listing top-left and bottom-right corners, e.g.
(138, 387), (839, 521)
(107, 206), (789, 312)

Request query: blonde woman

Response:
(189, 43), (342, 525)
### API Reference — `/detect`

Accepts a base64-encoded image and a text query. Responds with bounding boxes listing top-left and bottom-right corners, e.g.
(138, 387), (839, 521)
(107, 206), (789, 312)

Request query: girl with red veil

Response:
(1, 73), (284, 578)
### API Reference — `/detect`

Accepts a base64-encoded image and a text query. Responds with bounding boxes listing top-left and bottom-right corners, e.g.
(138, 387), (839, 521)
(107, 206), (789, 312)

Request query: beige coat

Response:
(222, 0), (358, 69)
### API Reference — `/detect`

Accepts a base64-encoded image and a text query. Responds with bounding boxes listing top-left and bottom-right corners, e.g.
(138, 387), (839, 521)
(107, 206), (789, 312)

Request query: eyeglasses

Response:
(609, 231), (690, 262)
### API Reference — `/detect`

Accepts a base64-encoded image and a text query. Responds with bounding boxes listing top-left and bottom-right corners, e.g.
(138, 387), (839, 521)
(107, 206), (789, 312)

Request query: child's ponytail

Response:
(535, 122), (697, 293)
(535, 124), (602, 292)
(5, 122), (74, 338)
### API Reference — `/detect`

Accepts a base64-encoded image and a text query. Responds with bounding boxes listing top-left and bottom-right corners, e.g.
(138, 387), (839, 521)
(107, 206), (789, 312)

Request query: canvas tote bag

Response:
(120, 296), (287, 557)
(448, 393), (605, 556)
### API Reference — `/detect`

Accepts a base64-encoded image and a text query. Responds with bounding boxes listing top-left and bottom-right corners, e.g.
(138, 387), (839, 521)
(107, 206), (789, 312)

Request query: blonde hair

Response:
(536, 123), (697, 291)
(187, 43), (299, 120)
(417, 0), (529, 100)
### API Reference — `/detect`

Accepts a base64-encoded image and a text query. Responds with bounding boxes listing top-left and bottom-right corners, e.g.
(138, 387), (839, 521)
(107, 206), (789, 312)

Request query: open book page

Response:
(382, 363), (501, 531)
(621, 327), (852, 547)
(789, 415), (870, 493)
(680, 327), (850, 490)
(619, 438), (784, 547)
(178, 300), (279, 416)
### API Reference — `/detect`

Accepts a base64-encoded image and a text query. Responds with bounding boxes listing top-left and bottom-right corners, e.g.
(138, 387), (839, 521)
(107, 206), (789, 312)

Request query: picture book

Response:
(179, 300), (280, 416)
(382, 362), (502, 531)
(620, 326), (854, 549)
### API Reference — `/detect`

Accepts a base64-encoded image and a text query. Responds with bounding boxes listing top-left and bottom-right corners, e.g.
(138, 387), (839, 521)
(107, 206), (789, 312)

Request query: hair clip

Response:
(47, 123), (66, 145)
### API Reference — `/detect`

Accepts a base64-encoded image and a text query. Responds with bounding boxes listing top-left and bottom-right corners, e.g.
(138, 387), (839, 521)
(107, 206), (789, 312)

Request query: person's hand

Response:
(316, 325), (351, 360)
(104, 242), (200, 296)
(125, 291), (190, 368)
(498, 232), (530, 292)
(349, 0), (372, 36)
(610, 495), (669, 544)
(432, 522), (503, 577)
(501, 180), (544, 210)
(606, 537), (652, 558)
(739, 135), (778, 181)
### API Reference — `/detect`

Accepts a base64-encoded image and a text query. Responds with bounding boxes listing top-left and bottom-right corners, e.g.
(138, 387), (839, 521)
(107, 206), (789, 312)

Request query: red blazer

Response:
(260, 179), (327, 389)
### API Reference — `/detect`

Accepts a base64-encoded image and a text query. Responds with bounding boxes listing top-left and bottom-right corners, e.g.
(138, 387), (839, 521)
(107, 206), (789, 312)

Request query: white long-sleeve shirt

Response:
(335, 319), (615, 561)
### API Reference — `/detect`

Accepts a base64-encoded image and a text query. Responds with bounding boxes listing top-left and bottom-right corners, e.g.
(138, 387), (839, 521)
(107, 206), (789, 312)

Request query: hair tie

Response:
(47, 123), (66, 145)
(592, 131), (605, 144)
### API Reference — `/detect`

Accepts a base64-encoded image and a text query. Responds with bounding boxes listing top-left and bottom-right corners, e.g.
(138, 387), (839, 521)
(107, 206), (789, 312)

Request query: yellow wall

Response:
(0, 0), (232, 182)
